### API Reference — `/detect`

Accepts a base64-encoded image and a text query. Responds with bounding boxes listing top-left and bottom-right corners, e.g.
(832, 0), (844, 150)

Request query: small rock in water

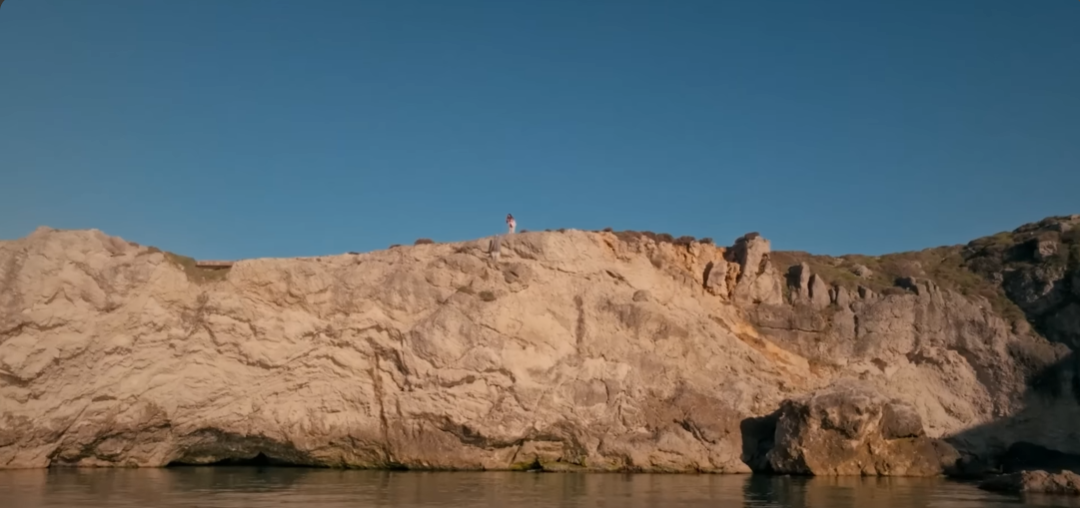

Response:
(979, 470), (1080, 496)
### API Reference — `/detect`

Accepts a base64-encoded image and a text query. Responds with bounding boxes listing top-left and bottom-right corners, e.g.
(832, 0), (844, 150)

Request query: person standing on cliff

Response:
(506, 213), (516, 234)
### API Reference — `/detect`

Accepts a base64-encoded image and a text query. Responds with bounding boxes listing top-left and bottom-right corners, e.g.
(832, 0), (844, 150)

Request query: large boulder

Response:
(767, 381), (960, 476)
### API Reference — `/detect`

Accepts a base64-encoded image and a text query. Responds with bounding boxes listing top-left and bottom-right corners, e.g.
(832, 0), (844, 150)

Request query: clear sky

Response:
(1, 0), (1077, 260)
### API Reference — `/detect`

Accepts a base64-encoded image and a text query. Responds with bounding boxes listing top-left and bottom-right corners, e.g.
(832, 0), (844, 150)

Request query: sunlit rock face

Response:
(1, 215), (1078, 474)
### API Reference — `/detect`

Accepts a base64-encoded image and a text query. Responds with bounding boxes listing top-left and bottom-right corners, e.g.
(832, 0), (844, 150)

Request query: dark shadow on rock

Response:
(739, 411), (779, 473)
(166, 428), (324, 468)
(1027, 351), (1080, 405)
(784, 265), (802, 294)
(894, 276), (920, 294)
(946, 350), (1080, 477)
(1001, 442), (1080, 474)
(168, 451), (297, 468)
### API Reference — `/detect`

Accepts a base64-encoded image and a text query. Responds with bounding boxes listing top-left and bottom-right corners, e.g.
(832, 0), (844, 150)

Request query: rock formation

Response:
(980, 470), (1080, 496)
(765, 381), (959, 476)
(0, 215), (1078, 474)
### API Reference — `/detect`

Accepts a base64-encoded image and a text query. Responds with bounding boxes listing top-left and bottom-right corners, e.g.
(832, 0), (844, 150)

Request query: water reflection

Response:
(2, 468), (1078, 507)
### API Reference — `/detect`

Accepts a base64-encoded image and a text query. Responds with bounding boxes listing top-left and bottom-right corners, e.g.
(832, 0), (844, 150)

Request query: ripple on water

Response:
(1, 468), (1078, 508)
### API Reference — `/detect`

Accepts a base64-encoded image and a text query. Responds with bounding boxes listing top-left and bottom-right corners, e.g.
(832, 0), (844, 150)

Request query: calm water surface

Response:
(2, 468), (1079, 508)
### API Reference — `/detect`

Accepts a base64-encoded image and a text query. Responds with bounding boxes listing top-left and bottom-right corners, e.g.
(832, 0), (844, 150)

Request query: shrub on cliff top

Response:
(771, 244), (1027, 325)
(674, 235), (696, 246)
(414, 238), (434, 245)
(612, 230), (711, 247)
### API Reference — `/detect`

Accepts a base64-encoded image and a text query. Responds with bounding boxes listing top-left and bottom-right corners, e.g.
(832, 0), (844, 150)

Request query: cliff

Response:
(1, 215), (1078, 473)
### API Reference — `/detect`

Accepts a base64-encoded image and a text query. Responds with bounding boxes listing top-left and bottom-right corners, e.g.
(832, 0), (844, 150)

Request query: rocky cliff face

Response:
(1, 215), (1078, 473)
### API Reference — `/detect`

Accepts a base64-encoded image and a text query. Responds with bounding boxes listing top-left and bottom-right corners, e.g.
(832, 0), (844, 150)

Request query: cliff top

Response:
(10, 215), (1079, 323)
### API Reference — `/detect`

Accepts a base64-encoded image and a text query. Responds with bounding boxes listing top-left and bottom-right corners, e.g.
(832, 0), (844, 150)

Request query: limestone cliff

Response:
(0, 215), (1078, 473)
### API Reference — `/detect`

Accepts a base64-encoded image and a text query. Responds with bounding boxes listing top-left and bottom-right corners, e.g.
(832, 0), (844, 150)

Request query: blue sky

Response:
(1, 0), (1077, 259)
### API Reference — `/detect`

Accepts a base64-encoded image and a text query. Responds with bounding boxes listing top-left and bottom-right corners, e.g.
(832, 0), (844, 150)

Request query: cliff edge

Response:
(1, 215), (1078, 473)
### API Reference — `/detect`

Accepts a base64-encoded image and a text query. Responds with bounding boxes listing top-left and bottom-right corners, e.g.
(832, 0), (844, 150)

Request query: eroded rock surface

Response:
(965, 215), (1080, 348)
(728, 233), (784, 307)
(767, 381), (960, 476)
(0, 227), (803, 471)
(0, 215), (1078, 473)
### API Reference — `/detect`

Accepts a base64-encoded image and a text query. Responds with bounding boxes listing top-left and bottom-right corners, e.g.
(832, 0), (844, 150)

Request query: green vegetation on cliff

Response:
(771, 215), (1080, 327)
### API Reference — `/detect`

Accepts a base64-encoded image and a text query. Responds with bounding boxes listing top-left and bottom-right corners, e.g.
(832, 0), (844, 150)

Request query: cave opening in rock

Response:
(163, 428), (323, 468)
(167, 452), (308, 468)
